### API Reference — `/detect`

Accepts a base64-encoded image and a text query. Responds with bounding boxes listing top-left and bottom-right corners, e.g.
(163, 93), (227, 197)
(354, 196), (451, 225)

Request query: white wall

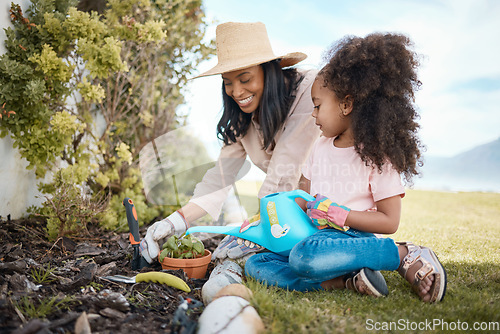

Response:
(0, 0), (44, 219)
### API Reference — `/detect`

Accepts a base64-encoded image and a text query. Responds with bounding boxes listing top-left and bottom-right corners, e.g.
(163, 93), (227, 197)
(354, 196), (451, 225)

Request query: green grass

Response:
(13, 295), (74, 320)
(244, 190), (500, 333)
(30, 263), (57, 284)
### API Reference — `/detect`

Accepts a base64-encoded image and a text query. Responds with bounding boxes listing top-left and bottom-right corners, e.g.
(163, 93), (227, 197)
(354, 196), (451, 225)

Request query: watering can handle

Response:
(286, 189), (315, 202)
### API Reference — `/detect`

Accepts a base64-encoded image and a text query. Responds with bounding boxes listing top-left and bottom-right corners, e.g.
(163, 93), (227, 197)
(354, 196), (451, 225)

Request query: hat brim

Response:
(192, 52), (307, 79)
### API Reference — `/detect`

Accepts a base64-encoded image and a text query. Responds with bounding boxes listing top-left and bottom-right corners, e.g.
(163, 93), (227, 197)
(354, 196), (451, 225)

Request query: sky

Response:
(182, 0), (500, 166)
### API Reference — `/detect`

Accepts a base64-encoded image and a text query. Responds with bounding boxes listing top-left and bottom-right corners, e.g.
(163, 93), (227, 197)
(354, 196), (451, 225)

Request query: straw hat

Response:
(193, 22), (307, 78)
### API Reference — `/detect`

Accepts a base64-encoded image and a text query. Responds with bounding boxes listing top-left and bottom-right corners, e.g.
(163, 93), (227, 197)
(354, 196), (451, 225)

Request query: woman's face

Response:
(222, 65), (265, 114)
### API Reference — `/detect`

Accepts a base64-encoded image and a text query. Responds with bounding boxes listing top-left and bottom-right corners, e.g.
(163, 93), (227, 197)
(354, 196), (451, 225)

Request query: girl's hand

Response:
(306, 194), (350, 231)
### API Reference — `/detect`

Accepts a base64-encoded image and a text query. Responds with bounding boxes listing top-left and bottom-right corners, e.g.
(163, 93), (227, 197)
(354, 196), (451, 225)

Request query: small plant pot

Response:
(159, 249), (212, 279)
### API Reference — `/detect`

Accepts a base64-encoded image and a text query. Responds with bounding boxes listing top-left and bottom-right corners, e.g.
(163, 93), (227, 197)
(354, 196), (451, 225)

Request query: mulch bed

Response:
(0, 217), (222, 334)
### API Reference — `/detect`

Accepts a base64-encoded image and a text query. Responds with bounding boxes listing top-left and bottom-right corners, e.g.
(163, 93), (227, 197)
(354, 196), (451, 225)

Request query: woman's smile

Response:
(237, 95), (254, 107)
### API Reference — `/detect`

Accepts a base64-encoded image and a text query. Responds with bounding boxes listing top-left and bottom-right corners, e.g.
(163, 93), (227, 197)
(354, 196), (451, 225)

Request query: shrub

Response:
(0, 0), (215, 239)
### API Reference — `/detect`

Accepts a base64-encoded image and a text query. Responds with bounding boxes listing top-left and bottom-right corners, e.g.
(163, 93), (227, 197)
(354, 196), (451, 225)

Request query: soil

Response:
(0, 217), (223, 334)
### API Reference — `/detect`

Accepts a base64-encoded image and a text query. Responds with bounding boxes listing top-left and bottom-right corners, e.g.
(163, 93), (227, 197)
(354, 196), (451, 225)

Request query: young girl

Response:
(245, 33), (447, 303)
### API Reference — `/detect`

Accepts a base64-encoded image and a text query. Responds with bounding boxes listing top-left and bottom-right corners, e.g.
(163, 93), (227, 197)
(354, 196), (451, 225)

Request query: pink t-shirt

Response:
(302, 137), (405, 212)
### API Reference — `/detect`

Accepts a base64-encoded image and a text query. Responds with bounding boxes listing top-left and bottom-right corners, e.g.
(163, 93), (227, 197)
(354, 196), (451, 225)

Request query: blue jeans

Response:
(245, 228), (400, 291)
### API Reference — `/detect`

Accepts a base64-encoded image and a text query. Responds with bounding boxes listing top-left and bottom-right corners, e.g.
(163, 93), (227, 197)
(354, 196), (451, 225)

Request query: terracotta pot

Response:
(159, 249), (212, 279)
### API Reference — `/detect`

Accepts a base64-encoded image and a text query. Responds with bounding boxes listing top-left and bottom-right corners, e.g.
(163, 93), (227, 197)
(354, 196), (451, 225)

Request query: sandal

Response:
(344, 268), (388, 297)
(397, 242), (447, 303)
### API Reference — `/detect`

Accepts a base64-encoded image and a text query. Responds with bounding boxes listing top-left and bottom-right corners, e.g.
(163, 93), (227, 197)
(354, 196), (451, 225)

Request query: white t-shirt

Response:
(302, 137), (405, 212)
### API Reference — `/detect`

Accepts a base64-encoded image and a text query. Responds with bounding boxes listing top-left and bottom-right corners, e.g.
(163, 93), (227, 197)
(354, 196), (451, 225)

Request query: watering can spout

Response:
(186, 190), (318, 256)
(185, 224), (266, 244)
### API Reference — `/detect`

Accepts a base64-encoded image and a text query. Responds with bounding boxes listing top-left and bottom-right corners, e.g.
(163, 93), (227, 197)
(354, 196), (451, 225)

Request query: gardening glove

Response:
(306, 194), (350, 231)
(140, 211), (189, 264)
(212, 214), (263, 262)
(212, 235), (263, 261)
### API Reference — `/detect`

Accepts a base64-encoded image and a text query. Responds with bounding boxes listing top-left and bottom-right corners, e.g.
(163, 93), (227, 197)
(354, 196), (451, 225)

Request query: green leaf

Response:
(165, 236), (178, 251)
(159, 249), (169, 262)
(181, 237), (192, 248)
(193, 241), (204, 255)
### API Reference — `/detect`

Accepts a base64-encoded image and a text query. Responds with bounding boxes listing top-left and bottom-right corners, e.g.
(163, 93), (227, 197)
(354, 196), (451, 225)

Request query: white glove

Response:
(211, 213), (263, 263)
(139, 211), (188, 263)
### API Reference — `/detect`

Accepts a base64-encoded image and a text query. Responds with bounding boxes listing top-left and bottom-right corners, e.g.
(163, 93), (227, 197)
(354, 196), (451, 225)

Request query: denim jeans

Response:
(245, 228), (400, 291)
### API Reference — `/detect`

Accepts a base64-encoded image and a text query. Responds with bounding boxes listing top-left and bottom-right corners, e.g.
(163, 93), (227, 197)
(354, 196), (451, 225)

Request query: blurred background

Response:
(183, 0), (500, 194)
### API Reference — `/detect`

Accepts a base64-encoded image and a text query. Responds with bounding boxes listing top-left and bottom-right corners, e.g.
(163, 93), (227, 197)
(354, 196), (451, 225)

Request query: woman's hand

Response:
(139, 211), (188, 263)
(211, 214), (264, 263)
(211, 235), (263, 262)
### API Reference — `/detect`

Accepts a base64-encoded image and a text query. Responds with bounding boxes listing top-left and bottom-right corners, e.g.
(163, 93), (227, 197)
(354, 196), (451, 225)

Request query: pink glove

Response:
(306, 194), (350, 231)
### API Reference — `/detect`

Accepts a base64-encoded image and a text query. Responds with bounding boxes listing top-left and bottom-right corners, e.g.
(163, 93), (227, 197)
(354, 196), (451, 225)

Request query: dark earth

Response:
(0, 217), (223, 334)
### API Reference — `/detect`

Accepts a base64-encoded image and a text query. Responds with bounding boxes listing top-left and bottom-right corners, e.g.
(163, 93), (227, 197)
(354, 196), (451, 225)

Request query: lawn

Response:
(234, 186), (500, 333)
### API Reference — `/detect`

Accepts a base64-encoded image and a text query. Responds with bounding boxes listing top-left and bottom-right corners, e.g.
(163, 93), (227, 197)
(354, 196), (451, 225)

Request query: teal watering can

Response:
(185, 189), (318, 256)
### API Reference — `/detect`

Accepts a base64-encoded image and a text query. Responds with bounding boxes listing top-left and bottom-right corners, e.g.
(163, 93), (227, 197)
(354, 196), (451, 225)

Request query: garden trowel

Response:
(123, 198), (151, 270)
(103, 272), (191, 292)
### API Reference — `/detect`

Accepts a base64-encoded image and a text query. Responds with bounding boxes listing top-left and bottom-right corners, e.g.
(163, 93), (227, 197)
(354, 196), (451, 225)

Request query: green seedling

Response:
(159, 234), (205, 261)
(12, 295), (73, 320)
(30, 264), (56, 284)
(88, 281), (103, 292)
(127, 290), (162, 309)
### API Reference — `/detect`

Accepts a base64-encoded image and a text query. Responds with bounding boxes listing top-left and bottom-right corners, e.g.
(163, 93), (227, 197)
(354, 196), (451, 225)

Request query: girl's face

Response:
(222, 65), (265, 114)
(311, 78), (353, 144)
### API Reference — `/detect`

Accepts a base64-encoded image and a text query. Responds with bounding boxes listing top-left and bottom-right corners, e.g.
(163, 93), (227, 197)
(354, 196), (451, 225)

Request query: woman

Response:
(140, 22), (320, 263)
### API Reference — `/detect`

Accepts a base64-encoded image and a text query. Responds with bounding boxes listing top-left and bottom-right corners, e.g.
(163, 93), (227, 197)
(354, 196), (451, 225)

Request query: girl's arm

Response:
(295, 174), (311, 211)
(345, 195), (401, 234)
(296, 174), (401, 234)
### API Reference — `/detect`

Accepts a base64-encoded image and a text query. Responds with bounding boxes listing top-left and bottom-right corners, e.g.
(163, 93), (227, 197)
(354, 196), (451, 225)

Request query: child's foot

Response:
(344, 268), (389, 297)
(321, 268), (388, 297)
(397, 242), (447, 303)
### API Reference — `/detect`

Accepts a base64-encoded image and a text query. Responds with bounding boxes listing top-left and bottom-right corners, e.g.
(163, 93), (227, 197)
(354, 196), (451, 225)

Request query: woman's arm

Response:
(345, 195), (401, 234)
(178, 202), (208, 224)
(188, 140), (247, 221)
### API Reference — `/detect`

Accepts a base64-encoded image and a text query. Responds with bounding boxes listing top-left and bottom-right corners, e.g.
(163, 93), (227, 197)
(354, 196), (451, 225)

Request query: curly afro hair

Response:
(319, 33), (424, 183)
